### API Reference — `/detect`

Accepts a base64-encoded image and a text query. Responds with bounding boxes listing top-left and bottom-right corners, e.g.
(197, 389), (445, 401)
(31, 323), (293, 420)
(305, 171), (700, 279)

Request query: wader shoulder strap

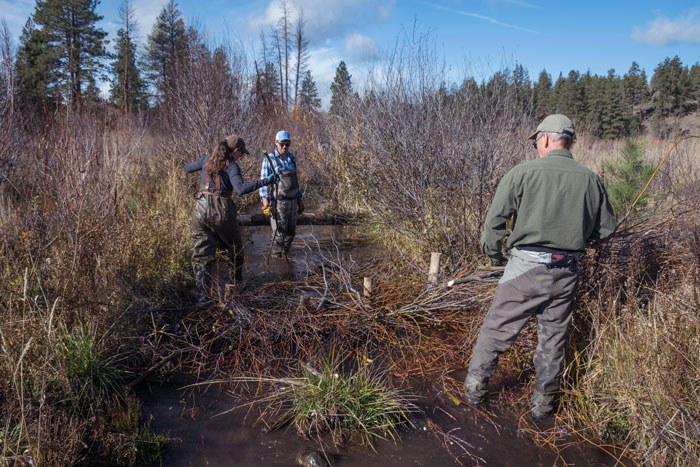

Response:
(203, 172), (222, 191)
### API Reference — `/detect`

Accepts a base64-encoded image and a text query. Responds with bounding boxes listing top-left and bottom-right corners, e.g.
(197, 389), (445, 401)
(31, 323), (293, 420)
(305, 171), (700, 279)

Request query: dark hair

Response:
(204, 140), (231, 177)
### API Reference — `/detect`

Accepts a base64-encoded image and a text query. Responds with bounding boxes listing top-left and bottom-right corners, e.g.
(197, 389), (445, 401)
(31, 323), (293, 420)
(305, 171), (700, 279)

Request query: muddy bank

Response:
(139, 374), (622, 466)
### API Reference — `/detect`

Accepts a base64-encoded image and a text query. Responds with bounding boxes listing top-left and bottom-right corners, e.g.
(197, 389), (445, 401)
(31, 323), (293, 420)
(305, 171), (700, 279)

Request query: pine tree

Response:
(16, 0), (107, 110)
(33, 0), (107, 108)
(254, 60), (279, 114)
(651, 56), (687, 117)
(585, 74), (606, 136)
(689, 62), (700, 109)
(110, 0), (146, 112)
(298, 69), (320, 111)
(603, 140), (657, 220)
(15, 18), (56, 110)
(622, 62), (649, 133)
(599, 69), (627, 139)
(329, 60), (353, 116)
(146, 0), (187, 104)
(511, 63), (532, 114)
(554, 71), (585, 119)
(533, 70), (553, 120)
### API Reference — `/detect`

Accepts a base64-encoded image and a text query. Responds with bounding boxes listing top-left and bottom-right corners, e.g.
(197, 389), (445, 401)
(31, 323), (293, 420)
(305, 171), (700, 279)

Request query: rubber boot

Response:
(464, 374), (488, 406)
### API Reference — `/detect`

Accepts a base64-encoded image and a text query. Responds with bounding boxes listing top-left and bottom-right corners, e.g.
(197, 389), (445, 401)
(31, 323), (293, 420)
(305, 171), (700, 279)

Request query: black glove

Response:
(263, 173), (279, 185)
(490, 257), (508, 267)
(297, 198), (304, 215)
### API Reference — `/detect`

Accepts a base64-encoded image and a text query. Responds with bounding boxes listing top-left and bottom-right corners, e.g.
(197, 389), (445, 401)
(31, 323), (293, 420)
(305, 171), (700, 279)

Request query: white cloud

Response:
(344, 33), (380, 62)
(632, 9), (700, 46)
(306, 45), (342, 104)
(248, 0), (395, 41)
(132, 2), (164, 42)
(0, 0), (36, 39)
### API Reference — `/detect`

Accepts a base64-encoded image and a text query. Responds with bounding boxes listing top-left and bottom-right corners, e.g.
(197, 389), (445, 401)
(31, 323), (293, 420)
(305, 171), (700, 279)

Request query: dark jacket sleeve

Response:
(589, 177), (618, 243)
(227, 161), (266, 196)
(480, 169), (517, 260)
(184, 156), (206, 173)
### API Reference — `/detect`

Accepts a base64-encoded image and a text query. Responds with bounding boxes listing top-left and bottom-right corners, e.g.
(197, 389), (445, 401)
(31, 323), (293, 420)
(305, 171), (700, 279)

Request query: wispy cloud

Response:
(248, 0), (394, 41)
(421, 1), (537, 34)
(345, 33), (380, 62)
(632, 9), (700, 46)
(485, 0), (541, 9)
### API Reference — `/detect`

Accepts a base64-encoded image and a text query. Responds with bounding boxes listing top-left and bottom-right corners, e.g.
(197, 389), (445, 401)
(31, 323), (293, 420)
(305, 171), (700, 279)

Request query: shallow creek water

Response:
(139, 222), (626, 466)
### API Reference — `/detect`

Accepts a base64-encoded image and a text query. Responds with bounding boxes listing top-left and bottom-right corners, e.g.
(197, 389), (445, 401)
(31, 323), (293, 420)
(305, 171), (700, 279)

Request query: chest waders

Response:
(192, 168), (243, 301)
(264, 153), (281, 265)
(265, 153), (299, 262)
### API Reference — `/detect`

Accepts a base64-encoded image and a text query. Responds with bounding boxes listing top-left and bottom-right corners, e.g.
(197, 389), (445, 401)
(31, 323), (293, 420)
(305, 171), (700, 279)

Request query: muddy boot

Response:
(464, 374), (488, 406)
(194, 271), (212, 305)
(529, 391), (555, 420)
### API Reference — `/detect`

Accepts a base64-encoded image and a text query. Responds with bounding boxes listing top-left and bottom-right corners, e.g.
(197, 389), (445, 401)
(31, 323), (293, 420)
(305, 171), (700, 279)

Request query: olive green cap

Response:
(528, 114), (576, 141)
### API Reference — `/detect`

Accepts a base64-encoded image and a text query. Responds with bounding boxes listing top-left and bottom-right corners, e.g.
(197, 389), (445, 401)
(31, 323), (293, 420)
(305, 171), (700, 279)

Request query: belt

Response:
(277, 195), (298, 201)
(199, 190), (232, 198)
(547, 254), (579, 270)
(518, 245), (582, 255)
(512, 247), (582, 271)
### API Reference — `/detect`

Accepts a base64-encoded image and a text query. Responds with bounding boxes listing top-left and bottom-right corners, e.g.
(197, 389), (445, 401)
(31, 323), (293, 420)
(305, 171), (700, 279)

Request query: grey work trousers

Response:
(465, 247), (582, 402)
(191, 194), (244, 294)
(270, 198), (298, 255)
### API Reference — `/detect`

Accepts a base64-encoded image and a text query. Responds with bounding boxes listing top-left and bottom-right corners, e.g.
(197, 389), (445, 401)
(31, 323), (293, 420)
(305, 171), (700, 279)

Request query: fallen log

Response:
(238, 212), (357, 226)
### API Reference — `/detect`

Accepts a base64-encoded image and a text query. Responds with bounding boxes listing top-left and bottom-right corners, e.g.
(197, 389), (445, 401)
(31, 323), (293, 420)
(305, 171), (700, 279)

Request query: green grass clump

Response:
(58, 321), (125, 404)
(254, 359), (417, 448)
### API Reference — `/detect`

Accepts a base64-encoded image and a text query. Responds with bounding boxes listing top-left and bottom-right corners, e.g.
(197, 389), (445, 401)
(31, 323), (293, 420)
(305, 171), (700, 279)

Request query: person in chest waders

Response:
(259, 130), (304, 258)
(185, 135), (278, 304)
(463, 115), (617, 420)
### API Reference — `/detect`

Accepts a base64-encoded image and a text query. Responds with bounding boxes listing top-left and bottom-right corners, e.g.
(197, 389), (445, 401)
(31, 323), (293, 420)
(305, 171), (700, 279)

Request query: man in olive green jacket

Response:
(464, 114), (617, 419)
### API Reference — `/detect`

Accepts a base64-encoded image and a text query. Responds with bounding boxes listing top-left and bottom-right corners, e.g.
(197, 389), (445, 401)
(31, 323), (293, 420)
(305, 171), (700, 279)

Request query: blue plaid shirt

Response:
(259, 150), (302, 200)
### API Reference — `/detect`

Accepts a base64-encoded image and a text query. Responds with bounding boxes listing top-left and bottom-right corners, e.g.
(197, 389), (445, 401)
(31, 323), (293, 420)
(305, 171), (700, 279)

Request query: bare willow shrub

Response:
(158, 34), (254, 156)
(327, 31), (528, 266)
(151, 33), (276, 214)
(560, 137), (700, 465)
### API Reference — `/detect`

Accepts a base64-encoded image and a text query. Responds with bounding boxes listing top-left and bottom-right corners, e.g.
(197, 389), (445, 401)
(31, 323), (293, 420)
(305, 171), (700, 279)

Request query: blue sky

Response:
(2, 0), (699, 103)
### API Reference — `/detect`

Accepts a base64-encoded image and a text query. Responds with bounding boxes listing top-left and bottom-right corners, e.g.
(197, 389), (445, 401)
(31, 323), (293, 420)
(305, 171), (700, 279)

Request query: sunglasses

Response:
(532, 133), (544, 149)
(278, 141), (291, 147)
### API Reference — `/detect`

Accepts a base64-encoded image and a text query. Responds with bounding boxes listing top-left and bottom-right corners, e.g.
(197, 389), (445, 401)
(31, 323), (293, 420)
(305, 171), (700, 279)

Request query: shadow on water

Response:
(139, 221), (628, 466)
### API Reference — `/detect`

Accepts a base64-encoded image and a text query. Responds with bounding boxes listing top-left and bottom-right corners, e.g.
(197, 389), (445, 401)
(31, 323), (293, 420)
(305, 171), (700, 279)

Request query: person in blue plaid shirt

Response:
(260, 130), (304, 257)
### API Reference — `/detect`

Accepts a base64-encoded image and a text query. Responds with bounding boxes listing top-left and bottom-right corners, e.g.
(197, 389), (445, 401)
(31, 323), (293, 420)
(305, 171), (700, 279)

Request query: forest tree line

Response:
(4, 0), (700, 140)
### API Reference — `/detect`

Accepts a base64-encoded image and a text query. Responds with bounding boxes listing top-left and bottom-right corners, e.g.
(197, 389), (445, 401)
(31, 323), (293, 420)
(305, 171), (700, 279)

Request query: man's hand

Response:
(262, 205), (273, 217)
(263, 173), (279, 185)
(297, 198), (304, 215)
(490, 257), (508, 267)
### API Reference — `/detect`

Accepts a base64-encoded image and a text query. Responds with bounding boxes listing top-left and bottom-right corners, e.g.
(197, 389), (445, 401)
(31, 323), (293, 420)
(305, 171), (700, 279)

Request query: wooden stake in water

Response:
(428, 252), (441, 283)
